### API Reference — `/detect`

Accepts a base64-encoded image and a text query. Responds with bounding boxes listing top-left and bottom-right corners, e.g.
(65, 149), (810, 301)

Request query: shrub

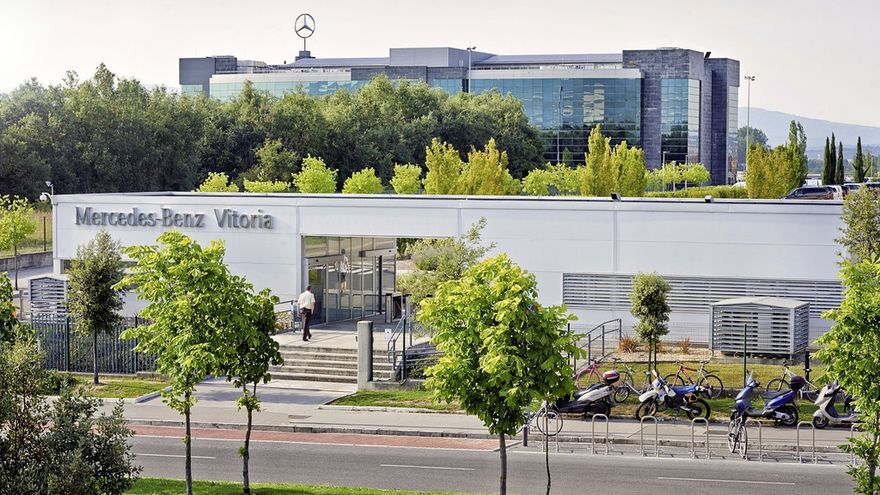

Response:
(618, 334), (639, 353)
(677, 337), (691, 355)
(646, 185), (748, 199)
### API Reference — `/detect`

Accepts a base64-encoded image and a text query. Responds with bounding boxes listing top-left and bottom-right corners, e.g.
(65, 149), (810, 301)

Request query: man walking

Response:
(297, 285), (315, 341)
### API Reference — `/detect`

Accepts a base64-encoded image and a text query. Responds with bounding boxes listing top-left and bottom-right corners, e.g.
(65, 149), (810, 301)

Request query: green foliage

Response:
(838, 188), (880, 262)
(195, 172), (239, 192)
(457, 138), (519, 195)
(128, 478), (471, 495)
(680, 163), (710, 187)
(854, 137), (868, 183)
(0, 273), (16, 342)
(418, 254), (581, 495)
(837, 142), (846, 186)
(423, 138), (462, 195)
(646, 185), (749, 199)
(824, 134), (839, 186)
(521, 168), (554, 196)
(390, 163), (423, 194)
(521, 163), (583, 196)
(581, 125), (614, 196)
(630, 273), (670, 357)
(397, 218), (494, 306)
(242, 179), (290, 193)
(66, 230), (125, 384)
(292, 155), (337, 193)
(746, 120), (807, 198)
(0, 194), (36, 289)
(342, 167), (385, 194)
(815, 259), (880, 494)
(738, 126), (768, 162)
(612, 141), (647, 196)
(243, 138), (299, 183)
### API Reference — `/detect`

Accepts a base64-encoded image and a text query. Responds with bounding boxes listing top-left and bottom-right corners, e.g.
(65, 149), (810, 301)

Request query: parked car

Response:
(864, 182), (880, 192)
(783, 186), (840, 200)
(842, 183), (863, 196)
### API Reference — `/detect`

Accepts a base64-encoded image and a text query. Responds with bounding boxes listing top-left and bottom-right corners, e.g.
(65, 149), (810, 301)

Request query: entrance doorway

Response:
(304, 236), (397, 325)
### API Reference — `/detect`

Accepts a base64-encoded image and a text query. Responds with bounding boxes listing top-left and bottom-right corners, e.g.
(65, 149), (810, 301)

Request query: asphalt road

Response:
(131, 435), (853, 495)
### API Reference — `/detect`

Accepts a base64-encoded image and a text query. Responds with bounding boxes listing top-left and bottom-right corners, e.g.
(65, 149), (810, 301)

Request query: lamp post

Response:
(743, 75), (756, 179)
(466, 46), (476, 93)
(45, 180), (54, 196)
(557, 84), (563, 163)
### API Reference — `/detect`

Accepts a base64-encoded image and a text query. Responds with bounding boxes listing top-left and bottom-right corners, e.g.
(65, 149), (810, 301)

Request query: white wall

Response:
(53, 193), (844, 340)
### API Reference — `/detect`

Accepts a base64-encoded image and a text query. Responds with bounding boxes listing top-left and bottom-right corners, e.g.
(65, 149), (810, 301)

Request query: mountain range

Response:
(737, 107), (880, 156)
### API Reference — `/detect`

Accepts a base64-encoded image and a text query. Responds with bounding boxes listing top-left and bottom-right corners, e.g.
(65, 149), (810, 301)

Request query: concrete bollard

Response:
(357, 320), (373, 390)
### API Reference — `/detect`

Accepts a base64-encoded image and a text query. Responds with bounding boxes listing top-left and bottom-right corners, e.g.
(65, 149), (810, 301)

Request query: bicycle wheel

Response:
(738, 422), (749, 458)
(800, 382), (819, 402)
(663, 373), (686, 387)
(613, 372), (632, 403)
(699, 374), (724, 399)
(766, 378), (789, 393)
(534, 409), (563, 436)
(635, 399), (658, 420)
(575, 369), (599, 389)
(727, 418), (740, 453)
(685, 398), (711, 420)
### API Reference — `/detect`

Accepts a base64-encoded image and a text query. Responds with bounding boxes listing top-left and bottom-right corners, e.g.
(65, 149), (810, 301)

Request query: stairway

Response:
(269, 345), (394, 384)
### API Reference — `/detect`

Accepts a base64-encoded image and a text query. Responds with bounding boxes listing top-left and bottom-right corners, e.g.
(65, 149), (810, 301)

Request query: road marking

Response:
(380, 464), (475, 471)
(658, 477), (794, 486)
(134, 453), (216, 460)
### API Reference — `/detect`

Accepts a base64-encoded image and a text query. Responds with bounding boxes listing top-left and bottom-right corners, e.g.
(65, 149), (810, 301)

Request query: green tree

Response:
(216, 288), (282, 495)
(785, 121), (808, 190)
(521, 163), (581, 196)
(242, 179), (290, 193)
(389, 164), (423, 194)
(457, 138), (519, 196)
(117, 232), (246, 495)
(681, 163), (710, 189)
(521, 167), (554, 196)
(581, 125), (614, 196)
(613, 143), (647, 197)
(823, 137), (834, 186)
(342, 167), (385, 194)
(651, 162), (683, 191)
(815, 258), (880, 494)
(630, 272), (670, 371)
(397, 218), (494, 307)
(292, 155), (337, 193)
(854, 137), (867, 183)
(66, 231), (125, 385)
(196, 172), (239, 192)
(0, 195), (36, 290)
(242, 138), (299, 183)
(0, 274), (16, 342)
(418, 254), (581, 495)
(838, 188), (880, 262)
(738, 126), (768, 163)
(837, 142), (846, 185)
(829, 134), (838, 185)
(423, 138), (462, 195)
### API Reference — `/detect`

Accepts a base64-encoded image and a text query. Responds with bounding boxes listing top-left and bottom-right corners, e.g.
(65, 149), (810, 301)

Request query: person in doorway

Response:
(339, 249), (351, 293)
(297, 285), (315, 341)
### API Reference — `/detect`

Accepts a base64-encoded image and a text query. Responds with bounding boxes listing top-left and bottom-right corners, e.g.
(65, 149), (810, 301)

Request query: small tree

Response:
(292, 155), (337, 193)
(67, 231), (125, 385)
(630, 272), (670, 371)
(390, 164), (422, 194)
(815, 259), (880, 494)
(423, 138), (462, 195)
(837, 142), (846, 186)
(342, 167), (385, 194)
(217, 288), (282, 494)
(457, 138), (519, 196)
(245, 138), (299, 182)
(853, 138), (867, 183)
(195, 172), (239, 192)
(681, 163), (710, 189)
(1, 274), (17, 343)
(581, 125), (614, 196)
(0, 195), (37, 290)
(118, 232), (245, 495)
(838, 188), (880, 263)
(243, 180), (290, 193)
(419, 254), (581, 495)
(522, 168), (554, 196)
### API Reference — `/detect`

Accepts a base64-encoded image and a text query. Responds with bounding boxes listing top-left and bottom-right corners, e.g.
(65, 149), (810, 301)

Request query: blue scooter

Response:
(732, 371), (803, 426)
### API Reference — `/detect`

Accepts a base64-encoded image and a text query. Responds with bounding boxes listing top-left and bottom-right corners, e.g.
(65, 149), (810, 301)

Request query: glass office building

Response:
(180, 47), (739, 183)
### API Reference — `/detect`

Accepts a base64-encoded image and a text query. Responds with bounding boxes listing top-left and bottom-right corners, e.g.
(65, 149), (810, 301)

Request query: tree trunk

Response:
(544, 413), (551, 495)
(13, 244), (18, 290)
(243, 385), (253, 495)
(498, 433), (507, 495)
(185, 396), (193, 495)
(93, 329), (99, 385)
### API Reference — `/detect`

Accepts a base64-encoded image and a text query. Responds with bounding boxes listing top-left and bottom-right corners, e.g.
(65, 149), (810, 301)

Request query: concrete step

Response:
(270, 364), (392, 376)
(273, 360), (393, 372)
(279, 351), (388, 362)
(269, 371), (394, 384)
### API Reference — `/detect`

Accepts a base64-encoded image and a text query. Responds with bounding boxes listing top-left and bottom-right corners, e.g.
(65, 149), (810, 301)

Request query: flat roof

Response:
(476, 53), (622, 66)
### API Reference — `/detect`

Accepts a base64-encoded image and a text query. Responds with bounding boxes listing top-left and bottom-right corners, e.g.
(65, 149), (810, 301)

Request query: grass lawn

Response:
(68, 374), (170, 399)
(0, 210), (52, 257)
(126, 478), (477, 495)
(330, 390), (460, 412)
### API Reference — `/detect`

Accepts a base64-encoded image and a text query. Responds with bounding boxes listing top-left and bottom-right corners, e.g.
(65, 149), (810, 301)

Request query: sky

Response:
(1, 0), (878, 126)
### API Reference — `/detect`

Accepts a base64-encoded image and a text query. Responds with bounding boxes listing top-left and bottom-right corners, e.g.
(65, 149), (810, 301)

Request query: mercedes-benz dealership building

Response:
(51, 193), (844, 343)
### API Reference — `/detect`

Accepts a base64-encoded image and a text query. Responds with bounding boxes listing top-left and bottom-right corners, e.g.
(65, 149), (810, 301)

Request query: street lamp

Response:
(557, 84), (563, 163)
(45, 180), (54, 196)
(466, 46), (476, 93)
(744, 75), (756, 180)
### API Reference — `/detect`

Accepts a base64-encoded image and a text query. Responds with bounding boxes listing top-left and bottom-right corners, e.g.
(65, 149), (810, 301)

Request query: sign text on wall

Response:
(74, 207), (274, 230)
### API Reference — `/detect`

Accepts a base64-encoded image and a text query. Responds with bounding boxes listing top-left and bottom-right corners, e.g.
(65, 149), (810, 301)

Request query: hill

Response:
(738, 107), (880, 156)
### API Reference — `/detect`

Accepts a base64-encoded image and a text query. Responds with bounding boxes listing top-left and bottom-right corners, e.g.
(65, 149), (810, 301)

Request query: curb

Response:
(317, 404), (466, 415)
(133, 386), (172, 404)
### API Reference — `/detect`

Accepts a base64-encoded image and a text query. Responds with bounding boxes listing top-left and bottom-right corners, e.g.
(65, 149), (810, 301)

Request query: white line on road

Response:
(134, 453), (216, 460)
(658, 477), (795, 486)
(380, 464), (475, 471)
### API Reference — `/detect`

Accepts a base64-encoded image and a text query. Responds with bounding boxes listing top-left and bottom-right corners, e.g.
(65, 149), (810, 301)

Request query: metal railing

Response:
(591, 414), (610, 455)
(744, 418), (763, 461)
(639, 415), (660, 457)
(690, 418), (710, 459)
(571, 319), (622, 370)
(796, 421), (817, 464)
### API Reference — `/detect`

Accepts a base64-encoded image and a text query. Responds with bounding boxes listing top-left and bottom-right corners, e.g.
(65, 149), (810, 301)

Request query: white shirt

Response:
(297, 290), (316, 311)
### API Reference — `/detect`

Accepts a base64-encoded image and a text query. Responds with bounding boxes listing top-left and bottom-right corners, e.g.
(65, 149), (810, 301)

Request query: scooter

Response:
(635, 370), (711, 420)
(552, 370), (619, 418)
(812, 381), (859, 429)
(731, 371), (803, 426)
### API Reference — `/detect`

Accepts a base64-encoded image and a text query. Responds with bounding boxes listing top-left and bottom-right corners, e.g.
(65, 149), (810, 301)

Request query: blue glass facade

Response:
(472, 78), (641, 161)
(660, 78), (700, 164)
(210, 80), (369, 102)
(429, 79), (464, 95)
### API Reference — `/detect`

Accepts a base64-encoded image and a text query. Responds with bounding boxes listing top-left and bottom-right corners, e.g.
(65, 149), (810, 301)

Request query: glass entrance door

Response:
(307, 265), (325, 325)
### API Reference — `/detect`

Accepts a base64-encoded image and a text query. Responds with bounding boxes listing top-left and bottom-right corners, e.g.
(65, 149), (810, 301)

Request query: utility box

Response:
(710, 297), (810, 357)
(28, 275), (69, 319)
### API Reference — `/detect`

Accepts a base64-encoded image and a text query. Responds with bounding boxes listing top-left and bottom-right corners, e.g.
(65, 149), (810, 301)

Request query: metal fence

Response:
(28, 315), (156, 374)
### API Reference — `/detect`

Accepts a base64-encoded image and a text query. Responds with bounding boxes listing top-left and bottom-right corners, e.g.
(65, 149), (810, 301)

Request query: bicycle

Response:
(610, 358), (653, 403)
(519, 401), (563, 437)
(766, 361), (819, 401)
(727, 411), (749, 459)
(574, 359), (604, 389)
(663, 360), (724, 399)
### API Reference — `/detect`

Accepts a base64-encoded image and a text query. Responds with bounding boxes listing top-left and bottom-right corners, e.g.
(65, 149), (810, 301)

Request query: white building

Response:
(52, 193), (844, 343)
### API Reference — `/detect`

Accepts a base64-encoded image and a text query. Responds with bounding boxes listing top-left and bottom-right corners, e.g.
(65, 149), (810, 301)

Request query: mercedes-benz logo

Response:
(295, 14), (315, 39)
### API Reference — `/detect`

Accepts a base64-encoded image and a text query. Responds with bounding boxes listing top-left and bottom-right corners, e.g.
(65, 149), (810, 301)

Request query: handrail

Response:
(571, 319), (622, 371)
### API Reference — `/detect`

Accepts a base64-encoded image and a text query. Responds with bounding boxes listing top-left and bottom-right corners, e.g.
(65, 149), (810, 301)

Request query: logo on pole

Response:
(295, 14), (315, 39)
